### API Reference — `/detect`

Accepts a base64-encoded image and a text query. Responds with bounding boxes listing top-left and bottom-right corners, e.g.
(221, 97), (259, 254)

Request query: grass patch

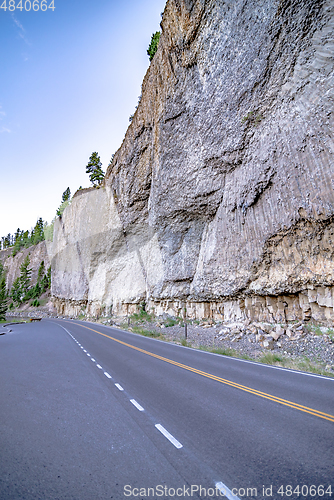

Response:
(294, 357), (333, 377)
(198, 346), (237, 357)
(260, 352), (285, 365)
(130, 310), (153, 323)
(164, 317), (181, 328)
(181, 339), (192, 347)
(130, 325), (162, 339)
(257, 352), (334, 377)
(305, 322), (325, 336)
(0, 318), (25, 324)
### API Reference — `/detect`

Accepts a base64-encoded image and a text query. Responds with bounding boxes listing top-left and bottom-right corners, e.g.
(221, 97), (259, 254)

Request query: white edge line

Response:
(215, 482), (240, 500)
(54, 320), (333, 383)
(104, 372), (112, 379)
(115, 383), (124, 391)
(96, 364), (103, 369)
(155, 424), (182, 449)
(130, 399), (144, 411)
(57, 321), (334, 382)
(203, 350), (334, 381)
(94, 322), (334, 381)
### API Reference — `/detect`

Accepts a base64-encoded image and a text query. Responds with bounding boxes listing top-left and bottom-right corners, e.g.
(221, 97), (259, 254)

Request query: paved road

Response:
(0, 319), (333, 499)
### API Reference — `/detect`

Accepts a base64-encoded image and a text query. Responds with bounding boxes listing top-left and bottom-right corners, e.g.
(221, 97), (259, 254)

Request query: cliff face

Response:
(0, 242), (51, 291)
(51, 0), (334, 323)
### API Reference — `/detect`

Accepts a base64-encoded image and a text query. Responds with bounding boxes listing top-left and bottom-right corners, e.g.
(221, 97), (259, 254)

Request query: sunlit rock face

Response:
(51, 0), (334, 323)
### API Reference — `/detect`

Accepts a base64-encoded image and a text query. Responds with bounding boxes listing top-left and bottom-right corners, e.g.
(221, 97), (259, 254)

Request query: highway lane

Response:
(1, 318), (333, 499)
(0, 321), (198, 500)
(52, 318), (334, 498)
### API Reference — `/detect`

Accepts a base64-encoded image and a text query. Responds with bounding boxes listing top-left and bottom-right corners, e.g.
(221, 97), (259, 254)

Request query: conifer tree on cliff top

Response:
(147, 31), (160, 61)
(0, 263), (8, 320)
(62, 187), (71, 203)
(86, 152), (105, 187)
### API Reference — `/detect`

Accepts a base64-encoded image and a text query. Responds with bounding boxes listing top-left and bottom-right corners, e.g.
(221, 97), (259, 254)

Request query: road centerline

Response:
(69, 322), (334, 423)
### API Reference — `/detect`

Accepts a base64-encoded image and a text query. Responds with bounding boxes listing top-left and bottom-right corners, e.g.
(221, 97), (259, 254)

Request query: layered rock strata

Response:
(51, 0), (334, 323)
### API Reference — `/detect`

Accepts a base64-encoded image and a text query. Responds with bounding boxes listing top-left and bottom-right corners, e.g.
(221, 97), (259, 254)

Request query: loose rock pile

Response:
(149, 319), (334, 372)
(215, 321), (311, 350)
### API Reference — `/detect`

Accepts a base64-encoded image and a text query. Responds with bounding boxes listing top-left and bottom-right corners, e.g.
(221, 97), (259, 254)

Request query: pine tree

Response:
(86, 152), (105, 186)
(46, 265), (51, 289)
(32, 218), (45, 245)
(0, 275), (8, 320)
(147, 31), (161, 61)
(56, 189), (72, 218)
(12, 229), (24, 256)
(3, 234), (11, 248)
(10, 277), (22, 306)
(37, 261), (45, 282)
(19, 255), (32, 299)
(62, 187), (71, 203)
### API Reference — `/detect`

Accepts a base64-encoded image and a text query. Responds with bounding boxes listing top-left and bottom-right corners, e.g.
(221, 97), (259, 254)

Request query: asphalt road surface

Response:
(0, 319), (333, 500)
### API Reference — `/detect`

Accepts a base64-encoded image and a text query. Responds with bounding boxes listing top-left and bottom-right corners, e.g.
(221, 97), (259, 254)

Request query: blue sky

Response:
(0, 0), (166, 237)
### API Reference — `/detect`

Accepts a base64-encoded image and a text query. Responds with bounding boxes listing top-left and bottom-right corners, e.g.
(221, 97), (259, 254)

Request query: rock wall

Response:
(0, 242), (51, 290)
(51, 0), (334, 323)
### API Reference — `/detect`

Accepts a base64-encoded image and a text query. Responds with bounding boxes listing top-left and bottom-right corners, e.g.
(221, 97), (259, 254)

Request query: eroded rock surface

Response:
(51, 0), (334, 323)
(0, 242), (51, 291)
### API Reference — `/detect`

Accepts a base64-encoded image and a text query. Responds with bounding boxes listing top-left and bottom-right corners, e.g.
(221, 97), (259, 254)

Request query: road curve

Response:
(0, 318), (333, 500)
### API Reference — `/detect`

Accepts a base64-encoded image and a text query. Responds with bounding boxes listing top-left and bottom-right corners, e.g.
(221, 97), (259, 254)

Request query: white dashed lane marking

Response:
(215, 482), (241, 500)
(130, 399), (144, 411)
(155, 424), (183, 449)
(63, 325), (237, 497)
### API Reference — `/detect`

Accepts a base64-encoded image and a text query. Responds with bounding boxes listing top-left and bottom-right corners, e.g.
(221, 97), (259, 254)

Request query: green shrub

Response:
(147, 31), (160, 61)
(164, 317), (180, 328)
(260, 353), (284, 364)
(131, 326), (160, 338)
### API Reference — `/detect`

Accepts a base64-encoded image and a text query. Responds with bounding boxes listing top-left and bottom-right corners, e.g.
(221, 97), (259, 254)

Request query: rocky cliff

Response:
(51, 0), (334, 324)
(0, 242), (51, 292)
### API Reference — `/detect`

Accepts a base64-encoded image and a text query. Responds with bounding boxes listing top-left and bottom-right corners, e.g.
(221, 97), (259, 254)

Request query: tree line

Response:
(0, 255), (51, 320)
(1, 217), (45, 254)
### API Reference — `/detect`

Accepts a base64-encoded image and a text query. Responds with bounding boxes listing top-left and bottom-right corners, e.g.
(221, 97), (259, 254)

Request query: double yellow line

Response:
(73, 322), (334, 423)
